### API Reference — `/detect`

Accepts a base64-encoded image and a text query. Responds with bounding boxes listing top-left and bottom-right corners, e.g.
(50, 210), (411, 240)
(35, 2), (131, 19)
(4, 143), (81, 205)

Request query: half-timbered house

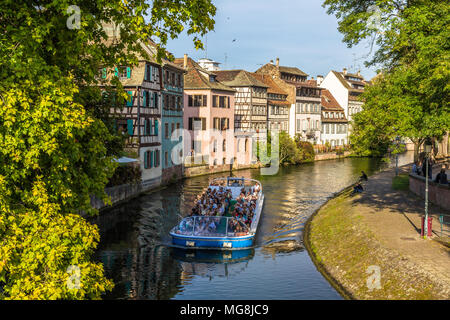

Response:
(161, 58), (185, 183)
(99, 39), (163, 189)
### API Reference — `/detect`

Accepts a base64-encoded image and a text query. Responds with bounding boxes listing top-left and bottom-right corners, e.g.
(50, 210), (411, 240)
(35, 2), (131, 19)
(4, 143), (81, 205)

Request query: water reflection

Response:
(93, 152), (414, 300)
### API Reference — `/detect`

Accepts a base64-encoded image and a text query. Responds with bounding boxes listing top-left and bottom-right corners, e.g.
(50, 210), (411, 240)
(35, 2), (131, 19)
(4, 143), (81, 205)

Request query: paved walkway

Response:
(353, 164), (450, 294)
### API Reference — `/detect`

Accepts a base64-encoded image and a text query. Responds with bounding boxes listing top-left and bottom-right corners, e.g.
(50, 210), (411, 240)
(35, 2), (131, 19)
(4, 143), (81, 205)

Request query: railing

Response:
(438, 214), (450, 238)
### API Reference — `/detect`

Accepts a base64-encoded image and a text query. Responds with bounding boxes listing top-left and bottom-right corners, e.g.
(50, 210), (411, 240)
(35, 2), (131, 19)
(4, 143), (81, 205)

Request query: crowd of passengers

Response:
(180, 184), (260, 235)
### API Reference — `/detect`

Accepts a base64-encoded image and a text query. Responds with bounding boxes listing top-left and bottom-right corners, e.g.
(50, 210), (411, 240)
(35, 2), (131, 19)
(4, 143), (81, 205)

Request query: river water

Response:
(92, 152), (414, 300)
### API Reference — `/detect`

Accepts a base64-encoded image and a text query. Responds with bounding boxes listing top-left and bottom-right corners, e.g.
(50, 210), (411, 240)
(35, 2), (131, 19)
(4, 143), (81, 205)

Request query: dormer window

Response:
(209, 75), (216, 82)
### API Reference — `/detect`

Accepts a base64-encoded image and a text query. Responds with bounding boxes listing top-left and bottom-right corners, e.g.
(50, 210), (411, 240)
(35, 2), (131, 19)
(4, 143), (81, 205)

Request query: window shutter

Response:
(114, 67), (118, 77)
(144, 119), (148, 135)
(203, 95), (207, 107)
(201, 118), (206, 130)
(127, 119), (133, 136)
(148, 119), (152, 135)
(126, 67), (131, 79)
(188, 118), (193, 130)
(150, 66), (153, 81)
(126, 91), (133, 107)
(102, 68), (107, 79)
(154, 92), (158, 108)
(154, 119), (158, 136)
(143, 91), (147, 108)
(144, 151), (148, 169)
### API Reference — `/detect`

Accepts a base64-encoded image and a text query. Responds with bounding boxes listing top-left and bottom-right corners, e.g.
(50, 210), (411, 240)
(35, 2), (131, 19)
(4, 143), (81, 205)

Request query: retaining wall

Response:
(409, 173), (450, 210)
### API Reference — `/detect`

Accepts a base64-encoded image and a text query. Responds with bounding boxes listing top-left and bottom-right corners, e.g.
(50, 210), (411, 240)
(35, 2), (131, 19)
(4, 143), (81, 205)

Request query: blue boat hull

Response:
(170, 233), (254, 249)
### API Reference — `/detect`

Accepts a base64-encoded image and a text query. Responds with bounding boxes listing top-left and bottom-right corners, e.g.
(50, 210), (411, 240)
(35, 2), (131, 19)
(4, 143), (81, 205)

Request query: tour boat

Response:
(169, 177), (264, 250)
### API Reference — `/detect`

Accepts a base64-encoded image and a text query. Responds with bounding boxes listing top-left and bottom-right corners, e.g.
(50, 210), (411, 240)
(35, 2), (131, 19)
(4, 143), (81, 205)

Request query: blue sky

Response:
(166, 0), (378, 80)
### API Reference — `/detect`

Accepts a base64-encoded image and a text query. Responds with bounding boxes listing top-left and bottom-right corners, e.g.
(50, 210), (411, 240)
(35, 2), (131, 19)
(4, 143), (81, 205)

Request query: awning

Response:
(113, 157), (140, 163)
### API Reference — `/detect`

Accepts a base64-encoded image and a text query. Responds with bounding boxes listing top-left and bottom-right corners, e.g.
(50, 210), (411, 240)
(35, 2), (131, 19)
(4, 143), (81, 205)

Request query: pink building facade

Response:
(175, 56), (253, 167)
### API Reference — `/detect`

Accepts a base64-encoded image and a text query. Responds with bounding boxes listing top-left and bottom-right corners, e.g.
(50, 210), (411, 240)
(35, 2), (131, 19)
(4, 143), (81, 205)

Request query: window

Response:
(296, 119), (301, 131)
(165, 123), (169, 139)
(154, 149), (160, 167)
(165, 151), (168, 167)
(188, 95), (207, 107)
(154, 92), (158, 108)
(145, 64), (151, 81)
(117, 66), (130, 79)
(223, 139), (226, 152)
(188, 117), (206, 130)
(144, 118), (152, 136)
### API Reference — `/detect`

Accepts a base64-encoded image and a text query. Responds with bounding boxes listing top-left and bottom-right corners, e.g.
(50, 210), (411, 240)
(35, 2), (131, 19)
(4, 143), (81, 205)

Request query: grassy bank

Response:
(304, 188), (446, 300)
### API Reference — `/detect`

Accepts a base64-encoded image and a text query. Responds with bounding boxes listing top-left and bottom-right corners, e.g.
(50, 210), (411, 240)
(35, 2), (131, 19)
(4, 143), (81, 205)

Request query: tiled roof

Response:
(321, 89), (348, 123)
(278, 66), (308, 77)
(321, 89), (344, 111)
(250, 73), (288, 95)
(173, 57), (235, 92)
(331, 71), (367, 99)
(215, 70), (268, 88)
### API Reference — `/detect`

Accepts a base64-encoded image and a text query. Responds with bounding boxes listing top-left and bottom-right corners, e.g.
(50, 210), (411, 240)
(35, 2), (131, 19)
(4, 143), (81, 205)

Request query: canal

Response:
(92, 152), (414, 300)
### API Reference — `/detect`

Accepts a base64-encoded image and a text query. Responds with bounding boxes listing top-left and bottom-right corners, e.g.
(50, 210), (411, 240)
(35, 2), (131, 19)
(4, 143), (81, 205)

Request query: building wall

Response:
(293, 99), (322, 143)
(182, 89), (236, 165)
(320, 71), (349, 118)
(161, 66), (184, 179)
(320, 122), (348, 146)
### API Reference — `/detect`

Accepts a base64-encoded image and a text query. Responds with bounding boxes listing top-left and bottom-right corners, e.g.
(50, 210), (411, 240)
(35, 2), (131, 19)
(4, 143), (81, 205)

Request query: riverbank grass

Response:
(307, 189), (443, 300)
(392, 174), (409, 190)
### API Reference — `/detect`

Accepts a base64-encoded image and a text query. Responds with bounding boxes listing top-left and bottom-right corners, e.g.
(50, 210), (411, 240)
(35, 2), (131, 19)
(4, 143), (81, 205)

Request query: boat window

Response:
(173, 216), (249, 237)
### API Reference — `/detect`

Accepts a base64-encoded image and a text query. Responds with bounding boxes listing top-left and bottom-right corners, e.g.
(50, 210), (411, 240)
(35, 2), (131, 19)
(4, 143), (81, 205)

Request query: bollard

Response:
(421, 216), (433, 237)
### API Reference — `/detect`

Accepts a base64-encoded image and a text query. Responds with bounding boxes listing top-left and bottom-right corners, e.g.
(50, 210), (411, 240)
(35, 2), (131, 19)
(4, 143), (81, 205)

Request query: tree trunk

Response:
(412, 138), (424, 163)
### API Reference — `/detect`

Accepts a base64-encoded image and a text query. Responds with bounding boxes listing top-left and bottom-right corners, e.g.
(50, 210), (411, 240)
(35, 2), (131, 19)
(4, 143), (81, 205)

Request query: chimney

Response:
(357, 70), (361, 77)
(276, 57), (279, 67)
(343, 68), (347, 75)
(270, 59), (274, 65)
(317, 75), (324, 85)
(184, 54), (188, 69)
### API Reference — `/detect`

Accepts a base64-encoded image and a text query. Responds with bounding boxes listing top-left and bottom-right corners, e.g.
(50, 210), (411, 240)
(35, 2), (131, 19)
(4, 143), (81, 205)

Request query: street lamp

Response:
(423, 139), (432, 238)
(395, 136), (400, 176)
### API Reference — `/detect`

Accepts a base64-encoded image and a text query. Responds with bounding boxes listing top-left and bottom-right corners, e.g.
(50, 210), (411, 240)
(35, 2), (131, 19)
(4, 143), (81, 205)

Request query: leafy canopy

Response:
(0, 0), (216, 299)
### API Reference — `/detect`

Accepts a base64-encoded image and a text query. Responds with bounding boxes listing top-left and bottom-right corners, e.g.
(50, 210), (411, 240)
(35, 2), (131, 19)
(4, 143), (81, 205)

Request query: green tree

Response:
(279, 132), (301, 165)
(324, 0), (450, 158)
(0, 0), (216, 299)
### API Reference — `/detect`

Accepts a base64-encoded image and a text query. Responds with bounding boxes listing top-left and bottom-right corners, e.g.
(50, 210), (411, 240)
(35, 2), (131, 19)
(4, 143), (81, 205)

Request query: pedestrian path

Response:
(353, 165), (450, 294)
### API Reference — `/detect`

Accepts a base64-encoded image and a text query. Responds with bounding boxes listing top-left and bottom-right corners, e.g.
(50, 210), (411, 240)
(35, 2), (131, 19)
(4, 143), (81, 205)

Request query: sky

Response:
(166, 0), (379, 81)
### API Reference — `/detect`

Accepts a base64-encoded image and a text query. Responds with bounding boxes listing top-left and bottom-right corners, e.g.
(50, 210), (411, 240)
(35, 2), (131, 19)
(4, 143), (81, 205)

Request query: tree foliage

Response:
(325, 0), (450, 157)
(0, 0), (216, 299)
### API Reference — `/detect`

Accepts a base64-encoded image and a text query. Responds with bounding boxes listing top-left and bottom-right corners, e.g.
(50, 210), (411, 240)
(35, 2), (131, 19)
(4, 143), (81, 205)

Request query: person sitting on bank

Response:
(434, 168), (448, 185)
(360, 171), (368, 181)
(353, 182), (364, 193)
